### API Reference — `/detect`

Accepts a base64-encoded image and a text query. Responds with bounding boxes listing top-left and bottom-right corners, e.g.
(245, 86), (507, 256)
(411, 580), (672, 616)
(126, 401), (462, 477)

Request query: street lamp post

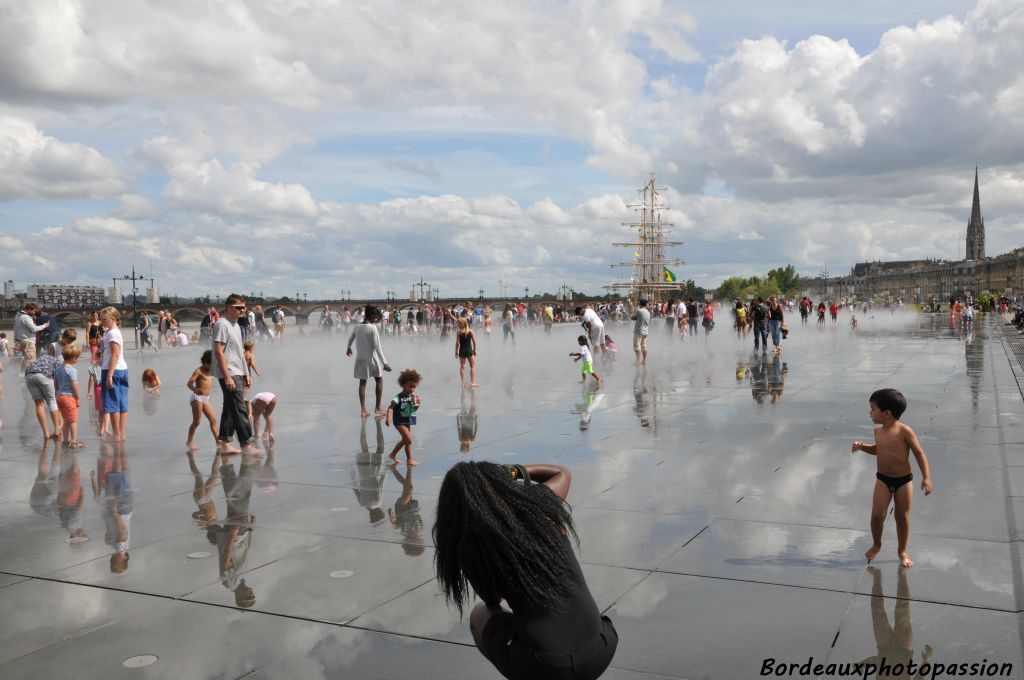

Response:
(117, 265), (144, 350)
(413, 277), (430, 303)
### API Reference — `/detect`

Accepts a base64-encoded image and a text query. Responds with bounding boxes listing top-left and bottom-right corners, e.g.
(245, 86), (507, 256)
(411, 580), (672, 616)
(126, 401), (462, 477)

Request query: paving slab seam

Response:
(991, 319), (1024, 661)
(598, 569), (658, 617)
(9, 573), (471, 644)
(339, 620), (478, 648)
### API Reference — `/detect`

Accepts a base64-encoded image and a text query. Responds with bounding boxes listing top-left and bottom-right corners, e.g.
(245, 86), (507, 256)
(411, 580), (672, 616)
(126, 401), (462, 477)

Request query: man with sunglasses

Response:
(212, 295), (259, 454)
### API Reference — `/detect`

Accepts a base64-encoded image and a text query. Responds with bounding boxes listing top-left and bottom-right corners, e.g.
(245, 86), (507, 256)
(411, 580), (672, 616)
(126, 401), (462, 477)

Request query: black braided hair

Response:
(433, 461), (578, 617)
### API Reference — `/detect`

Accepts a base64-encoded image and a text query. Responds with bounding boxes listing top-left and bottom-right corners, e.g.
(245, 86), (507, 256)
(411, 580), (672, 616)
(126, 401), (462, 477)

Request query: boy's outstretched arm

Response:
(852, 440), (877, 455)
(906, 426), (933, 495)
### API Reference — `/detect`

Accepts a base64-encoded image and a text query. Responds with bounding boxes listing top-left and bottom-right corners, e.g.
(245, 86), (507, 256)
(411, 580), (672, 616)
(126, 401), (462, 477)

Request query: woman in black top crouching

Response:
(434, 462), (617, 680)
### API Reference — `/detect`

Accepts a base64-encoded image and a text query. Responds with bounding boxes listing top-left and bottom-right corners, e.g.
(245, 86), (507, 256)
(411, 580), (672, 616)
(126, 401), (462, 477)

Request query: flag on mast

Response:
(662, 266), (678, 283)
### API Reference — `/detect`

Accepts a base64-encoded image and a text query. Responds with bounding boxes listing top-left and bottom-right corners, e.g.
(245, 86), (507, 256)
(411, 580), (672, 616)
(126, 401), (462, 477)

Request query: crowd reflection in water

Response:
(749, 352), (788, 405)
(29, 441), (91, 544)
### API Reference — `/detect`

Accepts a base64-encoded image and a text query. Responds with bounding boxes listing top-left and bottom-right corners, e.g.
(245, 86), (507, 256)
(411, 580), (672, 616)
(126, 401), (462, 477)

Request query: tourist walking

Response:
(751, 297), (768, 352)
(686, 298), (699, 336)
(502, 306), (516, 345)
(158, 311), (171, 348)
(346, 305), (392, 418)
(702, 300), (715, 340)
(631, 299), (650, 365)
(254, 305), (270, 340)
(212, 295), (259, 454)
(15, 303), (50, 372)
(676, 299), (688, 341)
(768, 296), (785, 356)
(139, 312), (155, 351)
(272, 305), (286, 341)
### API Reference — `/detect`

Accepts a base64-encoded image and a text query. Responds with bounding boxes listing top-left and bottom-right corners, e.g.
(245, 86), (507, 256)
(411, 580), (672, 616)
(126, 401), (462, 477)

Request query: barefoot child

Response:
(186, 351), (219, 451)
(852, 388), (933, 568)
(569, 335), (601, 387)
(243, 340), (261, 378)
(250, 392), (276, 441)
(55, 345), (84, 448)
(386, 369), (421, 466)
(141, 368), (161, 393)
(86, 354), (111, 438)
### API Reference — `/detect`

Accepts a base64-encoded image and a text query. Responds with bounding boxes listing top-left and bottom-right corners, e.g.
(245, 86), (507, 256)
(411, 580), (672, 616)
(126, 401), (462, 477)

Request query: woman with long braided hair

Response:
(433, 462), (617, 679)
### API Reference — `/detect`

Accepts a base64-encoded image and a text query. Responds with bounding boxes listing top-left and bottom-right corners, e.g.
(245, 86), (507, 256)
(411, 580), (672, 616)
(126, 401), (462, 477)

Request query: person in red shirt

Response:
(829, 301), (840, 325)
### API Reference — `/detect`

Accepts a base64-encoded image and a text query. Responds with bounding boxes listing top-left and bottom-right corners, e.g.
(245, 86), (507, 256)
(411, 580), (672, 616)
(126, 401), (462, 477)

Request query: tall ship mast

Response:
(605, 173), (684, 303)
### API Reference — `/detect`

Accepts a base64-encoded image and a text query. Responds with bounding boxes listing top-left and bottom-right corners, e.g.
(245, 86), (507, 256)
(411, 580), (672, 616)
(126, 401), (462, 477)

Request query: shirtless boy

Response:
(852, 388), (933, 568)
(186, 350), (218, 451)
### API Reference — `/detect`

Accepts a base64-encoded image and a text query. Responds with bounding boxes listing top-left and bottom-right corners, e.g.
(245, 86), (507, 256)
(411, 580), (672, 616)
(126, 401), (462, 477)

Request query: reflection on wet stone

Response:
(0, 312), (1021, 678)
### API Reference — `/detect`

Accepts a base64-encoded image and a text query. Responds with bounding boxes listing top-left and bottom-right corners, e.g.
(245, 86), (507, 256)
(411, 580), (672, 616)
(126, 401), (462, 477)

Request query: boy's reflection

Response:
(457, 388), (478, 452)
(188, 451), (221, 533)
(859, 566), (933, 678)
(387, 464), (424, 556)
(352, 418), (387, 524)
(57, 449), (87, 543)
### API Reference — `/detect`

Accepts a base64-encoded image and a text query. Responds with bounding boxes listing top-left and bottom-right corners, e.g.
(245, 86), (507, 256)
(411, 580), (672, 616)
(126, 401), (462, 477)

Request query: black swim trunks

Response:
(876, 472), (913, 493)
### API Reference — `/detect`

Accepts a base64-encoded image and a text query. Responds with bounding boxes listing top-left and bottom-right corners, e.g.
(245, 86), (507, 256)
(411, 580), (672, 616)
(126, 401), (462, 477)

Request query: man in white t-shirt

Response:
(631, 298), (651, 365)
(271, 305), (286, 342)
(213, 294), (258, 454)
(575, 305), (606, 355)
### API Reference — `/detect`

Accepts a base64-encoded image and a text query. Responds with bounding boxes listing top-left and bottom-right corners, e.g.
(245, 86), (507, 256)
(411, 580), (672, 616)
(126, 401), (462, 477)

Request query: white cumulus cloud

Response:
(0, 115), (124, 199)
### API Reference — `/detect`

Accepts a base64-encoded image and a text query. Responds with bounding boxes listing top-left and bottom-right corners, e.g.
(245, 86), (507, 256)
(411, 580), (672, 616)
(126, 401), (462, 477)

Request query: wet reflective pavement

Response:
(0, 313), (1022, 679)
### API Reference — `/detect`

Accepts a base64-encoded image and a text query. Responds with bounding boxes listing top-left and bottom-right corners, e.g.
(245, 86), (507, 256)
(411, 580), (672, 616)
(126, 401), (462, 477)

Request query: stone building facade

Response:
(816, 170), (1022, 302)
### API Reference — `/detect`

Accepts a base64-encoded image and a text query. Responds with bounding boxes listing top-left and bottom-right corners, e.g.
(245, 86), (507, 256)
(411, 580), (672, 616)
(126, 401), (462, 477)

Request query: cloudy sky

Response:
(1, 0), (1022, 300)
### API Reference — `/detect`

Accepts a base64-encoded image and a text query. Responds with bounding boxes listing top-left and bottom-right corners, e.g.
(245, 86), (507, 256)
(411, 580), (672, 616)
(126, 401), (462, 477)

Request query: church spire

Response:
(971, 166), (982, 226)
(966, 166), (985, 260)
